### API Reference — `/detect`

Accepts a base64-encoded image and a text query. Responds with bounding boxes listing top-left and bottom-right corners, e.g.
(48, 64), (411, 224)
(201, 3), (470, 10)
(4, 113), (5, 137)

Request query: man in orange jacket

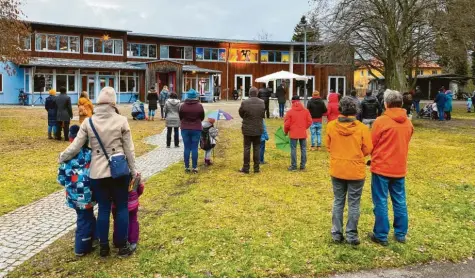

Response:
(326, 96), (373, 245)
(284, 96), (312, 171)
(369, 89), (413, 246)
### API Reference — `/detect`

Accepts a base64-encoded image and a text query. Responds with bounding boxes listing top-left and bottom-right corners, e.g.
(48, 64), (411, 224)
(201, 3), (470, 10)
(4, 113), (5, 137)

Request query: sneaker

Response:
(118, 242), (135, 258)
(310, 146), (315, 151)
(175, 145), (180, 148)
(368, 233), (388, 246)
(99, 245), (110, 258)
(288, 166), (297, 172)
(317, 147), (322, 151)
(185, 168), (191, 173)
(75, 252), (85, 257)
(192, 168), (199, 174)
(239, 169), (250, 174)
(254, 169), (260, 174)
(92, 239), (99, 249)
(347, 239), (361, 246)
(166, 146), (171, 148)
(332, 237), (345, 244)
(394, 236), (406, 243)
(299, 167), (306, 171)
(130, 243), (137, 251)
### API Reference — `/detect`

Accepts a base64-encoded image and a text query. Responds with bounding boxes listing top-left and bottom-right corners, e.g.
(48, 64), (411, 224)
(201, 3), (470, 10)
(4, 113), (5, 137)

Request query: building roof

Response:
(25, 21), (131, 33)
(22, 58), (145, 70)
(356, 58), (441, 69)
(129, 33), (324, 46)
(182, 65), (221, 74)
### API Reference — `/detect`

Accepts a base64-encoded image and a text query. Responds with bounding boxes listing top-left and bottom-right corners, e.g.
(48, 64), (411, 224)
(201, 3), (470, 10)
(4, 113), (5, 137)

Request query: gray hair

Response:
(384, 89), (403, 108)
(339, 96), (358, 116)
(249, 87), (258, 97)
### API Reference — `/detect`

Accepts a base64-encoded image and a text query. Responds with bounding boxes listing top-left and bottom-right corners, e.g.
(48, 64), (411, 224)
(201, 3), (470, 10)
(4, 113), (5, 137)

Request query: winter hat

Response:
(207, 118), (216, 124)
(292, 95), (300, 103)
(312, 90), (320, 97)
(49, 89), (56, 96)
(339, 96), (358, 116)
(97, 86), (117, 105)
(69, 125), (80, 142)
(187, 89), (198, 100)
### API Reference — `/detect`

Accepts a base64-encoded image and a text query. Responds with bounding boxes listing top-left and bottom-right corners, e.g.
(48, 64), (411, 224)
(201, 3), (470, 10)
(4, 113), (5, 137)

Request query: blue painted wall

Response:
(0, 62), (25, 105)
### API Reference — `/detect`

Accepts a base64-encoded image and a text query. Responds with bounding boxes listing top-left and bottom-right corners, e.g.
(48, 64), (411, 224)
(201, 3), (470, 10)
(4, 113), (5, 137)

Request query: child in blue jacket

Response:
(260, 119), (269, 164)
(57, 125), (97, 256)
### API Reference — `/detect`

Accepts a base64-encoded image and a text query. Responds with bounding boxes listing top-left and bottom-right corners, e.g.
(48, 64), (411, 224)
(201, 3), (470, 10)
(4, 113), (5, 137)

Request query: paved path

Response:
(0, 129), (182, 278)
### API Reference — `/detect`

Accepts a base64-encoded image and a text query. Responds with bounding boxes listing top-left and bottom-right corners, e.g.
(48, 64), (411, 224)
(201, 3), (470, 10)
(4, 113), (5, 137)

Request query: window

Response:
(119, 73), (139, 92)
(195, 47), (226, 62)
(432, 70), (438, 75)
(84, 37), (123, 55)
(261, 50), (289, 63)
(293, 51), (318, 63)
(127, 43), (157, 58)
(160, 45), (193, 60)
(35, 33), (80, 52)
(20, 35), (31, 50)
(416, 70), (424, 76)
(33, 73), (53, 92)
(56, 70), (76, 92)
(0, 73), (3, 92)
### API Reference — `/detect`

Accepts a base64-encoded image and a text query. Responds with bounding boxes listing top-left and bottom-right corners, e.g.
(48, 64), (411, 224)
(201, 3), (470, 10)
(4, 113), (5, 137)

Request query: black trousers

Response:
(167, 127), (180, 147)
(56, 121), (70, 141)
(243, 135), (261, 172)
(446, 111), (451, 120)
(264, 101), (270, 118)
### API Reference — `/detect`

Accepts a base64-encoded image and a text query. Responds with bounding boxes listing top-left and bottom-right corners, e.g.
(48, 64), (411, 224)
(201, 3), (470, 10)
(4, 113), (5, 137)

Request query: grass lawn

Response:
(8, 105), (475, 277)
(0, 106), (164, 216)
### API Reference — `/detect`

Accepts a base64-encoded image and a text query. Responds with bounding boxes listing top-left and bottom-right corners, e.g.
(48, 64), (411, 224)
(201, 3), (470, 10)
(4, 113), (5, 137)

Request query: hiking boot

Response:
(288, 166), (297, 172)
(394, 236), (406, 244)
(99, 244), (110, 258)
(347, 239), (361, 246)
(239, 169), (250, 174)
(368, 233), (388, 246)
(118, 242), (135, 258)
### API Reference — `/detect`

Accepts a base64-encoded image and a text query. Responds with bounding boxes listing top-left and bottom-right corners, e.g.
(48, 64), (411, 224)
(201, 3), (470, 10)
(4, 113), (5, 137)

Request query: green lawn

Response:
(8, 105), (475, 277)
(0, 106), (164, 216)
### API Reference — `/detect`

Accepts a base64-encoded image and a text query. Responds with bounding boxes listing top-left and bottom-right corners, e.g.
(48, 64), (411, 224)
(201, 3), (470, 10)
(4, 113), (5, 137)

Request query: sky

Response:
(21, 0), (313, 41)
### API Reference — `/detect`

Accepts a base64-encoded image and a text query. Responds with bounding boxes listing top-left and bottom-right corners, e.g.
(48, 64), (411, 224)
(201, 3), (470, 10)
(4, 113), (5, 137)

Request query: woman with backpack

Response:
(78, 91), (94, 124)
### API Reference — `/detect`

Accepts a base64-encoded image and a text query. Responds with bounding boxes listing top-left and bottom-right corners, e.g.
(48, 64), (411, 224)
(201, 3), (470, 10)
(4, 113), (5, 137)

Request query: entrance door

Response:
(81, 75), (96, 101)
(328, 76), (346, 96)
(235, 74), (252, 99)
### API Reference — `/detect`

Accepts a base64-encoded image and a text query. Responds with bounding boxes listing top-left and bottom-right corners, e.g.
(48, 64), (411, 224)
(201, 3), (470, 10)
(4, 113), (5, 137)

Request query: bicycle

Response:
(18, 88), (28, 106)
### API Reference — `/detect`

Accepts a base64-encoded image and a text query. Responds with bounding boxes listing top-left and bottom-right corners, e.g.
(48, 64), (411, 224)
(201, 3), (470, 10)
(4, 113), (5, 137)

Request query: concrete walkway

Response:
(0, 129), (182, 278)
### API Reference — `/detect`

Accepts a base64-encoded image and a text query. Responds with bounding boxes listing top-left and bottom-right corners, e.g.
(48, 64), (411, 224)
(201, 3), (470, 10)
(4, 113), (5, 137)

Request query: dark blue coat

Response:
(435, 92), (446, 108)
(45, 95), (57, 126)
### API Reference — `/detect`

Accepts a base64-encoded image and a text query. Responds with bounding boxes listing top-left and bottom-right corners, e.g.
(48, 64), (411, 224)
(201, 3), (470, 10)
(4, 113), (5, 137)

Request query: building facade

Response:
(0, 21), (353, 105)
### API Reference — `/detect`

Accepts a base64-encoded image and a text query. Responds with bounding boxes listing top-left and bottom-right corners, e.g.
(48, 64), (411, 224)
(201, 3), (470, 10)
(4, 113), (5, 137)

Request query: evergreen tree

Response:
(292, 15), (320, 42)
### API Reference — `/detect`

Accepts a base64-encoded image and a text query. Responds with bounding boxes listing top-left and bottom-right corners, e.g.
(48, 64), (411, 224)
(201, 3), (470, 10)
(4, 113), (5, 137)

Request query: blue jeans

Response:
(371, 173), (408, 241)
(149, 109), (156, 117)
(290, 139), (307, 169)
(48, 125), (57, 135)
(437, 105), (445, 121)
(310, 122), (322, 147)
(413, 100), (420, 114)
(279, 103), (285, 118)
(91, 176), (130, 247)
(75, 208), (97, 254)
(181, 129), (201, 169)
(260, 141), (266, 163)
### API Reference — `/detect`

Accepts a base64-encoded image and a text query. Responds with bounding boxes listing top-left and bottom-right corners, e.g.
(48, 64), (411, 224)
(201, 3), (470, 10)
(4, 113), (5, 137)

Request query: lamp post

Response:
(304, 24), (308, 107)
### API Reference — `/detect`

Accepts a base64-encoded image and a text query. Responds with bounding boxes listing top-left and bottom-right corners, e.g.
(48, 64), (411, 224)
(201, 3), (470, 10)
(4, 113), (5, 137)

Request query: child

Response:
(45, 89), (57, 139)
(112, 174), (144, 251)
(260, 119), (269, 164)
(201, 118), (218, 166)
(467, 97), (472, 113)
(131, 100), (146, 120)
(57, 125), (96, 257)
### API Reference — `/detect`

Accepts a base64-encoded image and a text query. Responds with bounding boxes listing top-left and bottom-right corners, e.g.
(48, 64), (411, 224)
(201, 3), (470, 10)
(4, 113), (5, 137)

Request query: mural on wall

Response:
(229, 49), (258, 63)
(261, 51), (269, 63)
(282, 51), (290, 63)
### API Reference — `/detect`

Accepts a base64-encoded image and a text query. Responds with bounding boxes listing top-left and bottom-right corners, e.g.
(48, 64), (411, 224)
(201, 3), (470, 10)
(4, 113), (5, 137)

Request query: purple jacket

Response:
(179, 100), (205, 130)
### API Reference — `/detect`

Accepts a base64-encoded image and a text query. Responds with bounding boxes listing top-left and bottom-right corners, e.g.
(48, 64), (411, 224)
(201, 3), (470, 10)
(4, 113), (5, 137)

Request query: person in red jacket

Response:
(326, 92), (340, 122)
(284, 96), (312, 171)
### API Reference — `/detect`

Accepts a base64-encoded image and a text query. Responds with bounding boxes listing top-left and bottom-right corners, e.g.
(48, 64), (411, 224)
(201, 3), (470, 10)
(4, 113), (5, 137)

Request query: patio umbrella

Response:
(275, 126), (291, 153)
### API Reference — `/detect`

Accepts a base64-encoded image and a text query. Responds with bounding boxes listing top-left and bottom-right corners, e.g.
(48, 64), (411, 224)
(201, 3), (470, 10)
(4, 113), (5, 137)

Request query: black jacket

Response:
(45, 95), (57, 126)
(276, 86), (286, 104)
(414, 88), (423, 101)
(361, 95), (382, 120)
(147, 91), (159, 110)
(306, 97), (327, 119)
(55, 93), (73, 122)
(376, 90), (385, 107)
(258, 88), (271, 103)
(239, 97), (265, 136)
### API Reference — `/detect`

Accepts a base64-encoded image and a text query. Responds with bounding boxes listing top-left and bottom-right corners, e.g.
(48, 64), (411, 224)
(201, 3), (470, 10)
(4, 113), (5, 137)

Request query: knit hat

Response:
(97, 86), (117, 104)
(312, 91), (320, 97)
(249, 87), (258, 97)
(339, 96), (358, 116)
(69, 125), (80, 142)
(49, 89), (56, 96)
(207, 118), (216, 124)
(292, 95), (300, 103)
(187, 89), (198, 100)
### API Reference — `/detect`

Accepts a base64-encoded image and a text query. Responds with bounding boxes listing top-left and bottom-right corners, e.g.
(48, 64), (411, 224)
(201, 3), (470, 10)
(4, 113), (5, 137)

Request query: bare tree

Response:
(254, 30), (272, 41)
(0, 0), (30, 74)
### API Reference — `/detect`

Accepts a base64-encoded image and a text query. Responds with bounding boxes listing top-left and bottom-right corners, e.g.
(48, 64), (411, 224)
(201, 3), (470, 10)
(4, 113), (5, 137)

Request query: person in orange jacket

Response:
(326, 92), (340, 122)
(284, 96), (312, 171)
(369, 89), (413, 246)
(325, 96), (373, 245)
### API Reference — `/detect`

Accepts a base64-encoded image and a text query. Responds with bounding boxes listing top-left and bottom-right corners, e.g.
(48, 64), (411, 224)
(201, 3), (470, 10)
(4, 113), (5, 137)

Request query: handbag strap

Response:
(89, 117), (110, 162)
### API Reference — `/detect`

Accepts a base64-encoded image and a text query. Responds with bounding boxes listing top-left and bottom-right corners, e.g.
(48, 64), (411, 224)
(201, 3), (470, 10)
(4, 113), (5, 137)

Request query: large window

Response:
(84, 37), (123, 55)
(0, 73), (3, 93)
(56, 69), (76, 92)
(20, 35), (31, 50)
(35, 33), (80, 52)
(261, 50), (289, 63)
(160, 45), (193, 60)
(195, 47), (226, 62)
(33, 69), (54, 92)
(119, 73), (139, 92)
(127, 43), (157, 58)
(293, 51), (319, 63)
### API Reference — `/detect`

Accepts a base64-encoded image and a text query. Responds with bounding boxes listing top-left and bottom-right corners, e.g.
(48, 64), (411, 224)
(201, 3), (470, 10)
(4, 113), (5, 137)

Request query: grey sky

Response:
(22, 0), (312, 41)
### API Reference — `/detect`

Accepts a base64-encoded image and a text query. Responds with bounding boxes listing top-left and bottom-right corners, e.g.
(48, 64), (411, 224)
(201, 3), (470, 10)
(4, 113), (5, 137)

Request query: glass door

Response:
(235, 74), (252, 99)
(328, 76), (346, 96)
(99, 76), (116, 90)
